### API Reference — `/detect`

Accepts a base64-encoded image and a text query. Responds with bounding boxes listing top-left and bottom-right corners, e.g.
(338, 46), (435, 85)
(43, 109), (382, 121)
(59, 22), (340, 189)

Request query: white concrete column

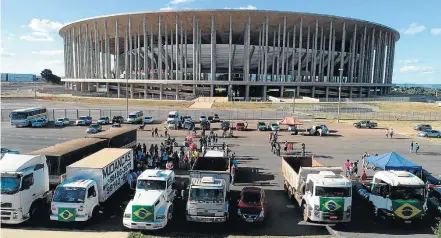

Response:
(115, 20), (120, 79)
(128, 17), (132, 79)
(281, 17), (287, 80)
(210, 15), (216, 81)
(143, 17), (148, 79)
(158, 15), (163, 80)
(326, 21), (333, 82)
(130, 84), (134, 99)
(192, 15), (197, 81)
(263, 16), (269, 81)
(144, 85), (147, 99)
(297, 18), (303, 81)
(339, 22), (346, 84)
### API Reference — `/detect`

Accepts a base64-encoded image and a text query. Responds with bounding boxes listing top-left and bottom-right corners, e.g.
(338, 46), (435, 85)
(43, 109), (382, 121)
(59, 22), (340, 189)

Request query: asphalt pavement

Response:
(1, 120), (440, 238)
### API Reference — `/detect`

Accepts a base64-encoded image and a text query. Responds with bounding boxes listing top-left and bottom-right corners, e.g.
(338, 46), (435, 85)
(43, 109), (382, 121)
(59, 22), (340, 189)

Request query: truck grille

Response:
(1, 211), (11, 215)
(197, 212), (216, 216)
(240, 207), (261, 215)
(0, 203), (12, 208)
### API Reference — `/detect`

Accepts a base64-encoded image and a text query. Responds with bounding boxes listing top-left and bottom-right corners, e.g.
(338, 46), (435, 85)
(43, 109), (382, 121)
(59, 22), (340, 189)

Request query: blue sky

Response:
(1, 0), (440, 84)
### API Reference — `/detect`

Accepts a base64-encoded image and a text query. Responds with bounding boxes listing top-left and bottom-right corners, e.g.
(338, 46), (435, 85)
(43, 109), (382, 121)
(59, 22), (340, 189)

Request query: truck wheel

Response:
(167, 205), (174, 220)
(302, 203), (310, 222)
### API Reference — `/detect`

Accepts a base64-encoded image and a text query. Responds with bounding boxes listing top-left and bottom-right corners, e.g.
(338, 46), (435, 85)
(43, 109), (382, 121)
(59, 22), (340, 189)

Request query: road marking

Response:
(325, 225), (343, 238)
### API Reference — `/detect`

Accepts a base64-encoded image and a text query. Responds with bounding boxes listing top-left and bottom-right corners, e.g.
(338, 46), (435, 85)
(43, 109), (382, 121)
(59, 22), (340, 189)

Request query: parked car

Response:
(112, 116), (124, 124)
(1, 148), (20, 159)
(97, 117), (110, 125)
(32, 119), (48, 128)
(288, 125), (298, 135)
(307, 124), (329, 136)
(221, 121), (231, 131)
(86, 123), (102, 134)
(209, 114), (221, 123)
(237, 187), (268, 223)
(111, 123), (122, 129)
(269, 123), (280, 131)
(199, 115), (208, 122)
(143, 116), (153, 124)
(54, 118), (70, 127)
(168, 121), (181, 130)
(183, 120), (195, 130)
(353, 120), (378, 129)
(76, 116), (92, 125)
(417, 130), (441, 138)
(257, 122), (267, 131)
(236, 122), (246, 131)
(183, 115), (192, 122)
(200, 121), (210, 130)
(413, 124), (432, 131)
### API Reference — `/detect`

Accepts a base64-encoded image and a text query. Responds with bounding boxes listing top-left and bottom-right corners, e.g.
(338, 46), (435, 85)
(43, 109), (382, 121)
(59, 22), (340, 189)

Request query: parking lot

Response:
(1, 119), (440, 238)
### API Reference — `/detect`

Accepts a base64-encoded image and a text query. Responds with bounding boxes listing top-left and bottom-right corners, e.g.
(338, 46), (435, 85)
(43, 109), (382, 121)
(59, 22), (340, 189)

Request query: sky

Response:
(0, 0), (440, 84)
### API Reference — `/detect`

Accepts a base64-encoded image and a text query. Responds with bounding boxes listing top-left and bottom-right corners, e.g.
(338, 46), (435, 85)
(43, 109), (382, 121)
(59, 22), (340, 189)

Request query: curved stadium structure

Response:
(60, 10), (399, 100)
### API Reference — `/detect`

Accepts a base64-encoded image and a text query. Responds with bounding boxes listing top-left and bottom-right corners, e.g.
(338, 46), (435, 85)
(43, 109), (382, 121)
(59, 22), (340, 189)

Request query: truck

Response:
(354, 170), (427, 224)
(184, 149), (231, 223)
(50, 148), (133, 222)
(86, 127), (137, 148)
(29, 138), (108, 186)
(0, 154), (51, 224)
(123, 169), (176, 230)
(282, 155), (352, 223)
(353, 120), (378, 129)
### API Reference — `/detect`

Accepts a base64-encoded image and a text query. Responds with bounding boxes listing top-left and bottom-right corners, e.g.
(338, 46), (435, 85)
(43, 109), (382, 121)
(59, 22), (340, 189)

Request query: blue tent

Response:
(364, 152), (422, 171)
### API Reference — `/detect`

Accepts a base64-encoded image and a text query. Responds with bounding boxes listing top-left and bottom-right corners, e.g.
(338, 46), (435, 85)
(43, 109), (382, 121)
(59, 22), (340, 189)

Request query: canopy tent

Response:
(279, 117), (303, 125)
(364, 152), (422, 171)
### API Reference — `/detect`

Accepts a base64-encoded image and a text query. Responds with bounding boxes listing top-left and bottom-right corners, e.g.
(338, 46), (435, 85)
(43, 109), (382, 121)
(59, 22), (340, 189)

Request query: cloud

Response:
(431, 28), (441, 36)
(422, 71), (435, 74)
(399, 59), (419, 64)
(7, 34), (14, 40)
(37, 60), (64, 66)
(0, 48), (15, 57)
(401, 23), (425, 35)
(399, 65), (434, 73)
(170, 0), (193, 4)
(225, 5), (257, 10)
(20, 18), (65, 42)
(32, 50), (64, 56)
(160, 5), (174, 11)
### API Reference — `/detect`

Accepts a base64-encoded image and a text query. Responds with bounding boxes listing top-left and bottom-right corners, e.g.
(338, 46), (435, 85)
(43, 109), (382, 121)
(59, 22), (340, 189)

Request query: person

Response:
(231, 164), (237, 185)
(183, 154), (189, 169)
(284, 141), (288, 152)
(269, 132), (273, 142)
(344, 160), (351, 178)
(245, 121), (248, 130)
(142, 143), (147, 154)
(147, 156), (153, 168)
(415, 143), (420, 155)
(222, 141), (226, 150)
(166, 160), (174, 170)
(128, 170), (135, 189)
(154, 127), (159, 137)
(276, 143), (281, 156)
(410, 141), (414, 153)
(362, 152), (368, 167)
(353, 160), (359, 177)
(287, 143), (293, 152)
(360, 169), (368, 181)
(348, 163), (354, 179)
(390, 128), (394, 139)
(151, 129), (154, 137)
(215, 134), (218, 143)
(164, 127), (168, 137)
(301, 143), (306, 156)
(385, 129), (389, 138)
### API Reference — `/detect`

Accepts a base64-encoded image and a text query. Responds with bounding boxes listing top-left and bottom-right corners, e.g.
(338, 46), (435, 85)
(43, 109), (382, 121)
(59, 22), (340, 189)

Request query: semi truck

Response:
(354, 170), (427, 223)
(29, 138), (108, 186)
(123, 169), (176, 230)
(184, 149), (231, 223)
(50, 148), (133, 222)
(282, 155), (352, 223)
(0, 154), (51, 224)
(86, 127), (137, 148)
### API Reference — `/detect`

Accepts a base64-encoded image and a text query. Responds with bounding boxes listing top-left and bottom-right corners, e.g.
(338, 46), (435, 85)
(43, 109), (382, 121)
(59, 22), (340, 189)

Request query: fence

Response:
(2, 108), (441, 122)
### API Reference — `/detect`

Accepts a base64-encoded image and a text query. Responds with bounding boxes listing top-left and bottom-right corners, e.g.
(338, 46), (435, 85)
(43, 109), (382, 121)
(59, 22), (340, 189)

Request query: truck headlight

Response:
(156, 214), (166, 220)
(259, 210), (264, 218)
(51, 206), (57, 212)
(124, 213), (131, 218)
(189, 208), (196, 215)
(346, 205), (351, 212)
(77, 207), (84, 212)
(237, 209), (241, 215)
(12, 212), (18, 219)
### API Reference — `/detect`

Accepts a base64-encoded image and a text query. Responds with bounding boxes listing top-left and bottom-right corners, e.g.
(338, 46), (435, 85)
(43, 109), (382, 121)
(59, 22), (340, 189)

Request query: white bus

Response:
(10, 107), (48, 127)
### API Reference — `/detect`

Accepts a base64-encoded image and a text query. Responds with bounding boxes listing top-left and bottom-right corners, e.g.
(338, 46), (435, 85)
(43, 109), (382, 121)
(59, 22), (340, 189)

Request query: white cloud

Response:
(7, 34), (14, 40)
(32, 50), (64, 56)
(399, 65), (434, 73)
(225, 5), (257, 10)
(399, 59), (419, 64)
(401, 23), (426, 35)
(0, 48), (15, 57)
(20, 18), (65, 42)
(37, 60), (64, 66)
(170, 0), (193, 4)
(422, 71), (435, 74)
(431, 28), (441, 36)
(160, 5), (174, 11)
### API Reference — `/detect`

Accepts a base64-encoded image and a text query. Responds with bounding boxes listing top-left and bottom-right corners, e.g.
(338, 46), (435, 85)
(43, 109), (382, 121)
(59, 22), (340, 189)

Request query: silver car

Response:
(86, 124), (102, 134)
(417, 130), (441, 138)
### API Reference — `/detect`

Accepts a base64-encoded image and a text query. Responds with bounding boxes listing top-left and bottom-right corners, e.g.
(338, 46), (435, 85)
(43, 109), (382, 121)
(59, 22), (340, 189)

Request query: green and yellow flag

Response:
(58, 208), (76, 222)
(319, 197), (345, 212)
(392, 200), (423, 219)
(132, 205), (154, 222)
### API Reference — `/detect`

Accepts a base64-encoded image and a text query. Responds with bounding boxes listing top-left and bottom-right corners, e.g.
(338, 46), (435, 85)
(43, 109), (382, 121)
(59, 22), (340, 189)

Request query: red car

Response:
(236, 122), (245, 131)
(237, 187), (268, 222)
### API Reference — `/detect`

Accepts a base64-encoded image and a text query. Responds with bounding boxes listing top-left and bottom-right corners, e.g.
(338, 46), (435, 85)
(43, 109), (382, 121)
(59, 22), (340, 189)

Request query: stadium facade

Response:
(59, 10), (399, 100)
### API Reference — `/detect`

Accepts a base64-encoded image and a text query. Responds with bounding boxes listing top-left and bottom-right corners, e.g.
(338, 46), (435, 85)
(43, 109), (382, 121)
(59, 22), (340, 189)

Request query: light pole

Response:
(126, 72), (129, 120)
(337, 68), (343, 123)
(292, 89), (296, 113)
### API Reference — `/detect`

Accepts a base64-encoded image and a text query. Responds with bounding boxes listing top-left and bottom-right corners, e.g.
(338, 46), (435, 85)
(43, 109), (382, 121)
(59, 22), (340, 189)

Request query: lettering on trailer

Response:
(102, 153), (133, 196)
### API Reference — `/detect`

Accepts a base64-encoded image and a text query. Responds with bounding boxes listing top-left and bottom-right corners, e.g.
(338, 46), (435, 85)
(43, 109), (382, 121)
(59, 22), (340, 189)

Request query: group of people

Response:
(410, 141), (420, 154)
(344, 159), (366, 180)
(385, 128), (395, 138)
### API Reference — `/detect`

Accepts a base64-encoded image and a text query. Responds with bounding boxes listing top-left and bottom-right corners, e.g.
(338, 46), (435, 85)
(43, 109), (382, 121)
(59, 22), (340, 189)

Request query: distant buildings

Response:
(1, 73), (37, 82)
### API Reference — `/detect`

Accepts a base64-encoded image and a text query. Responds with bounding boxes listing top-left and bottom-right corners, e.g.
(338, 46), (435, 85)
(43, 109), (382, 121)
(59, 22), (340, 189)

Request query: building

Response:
(1, 73), (37, 82)
(59, 10), (399, 100)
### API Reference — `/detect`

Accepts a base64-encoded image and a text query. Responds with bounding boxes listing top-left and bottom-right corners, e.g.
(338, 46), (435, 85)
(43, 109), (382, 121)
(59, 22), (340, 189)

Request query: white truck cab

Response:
(123, 169), (176, 230)
(186, 177), (229, 223)
(302, 171), (352, 223)
(0, 154), (51, 224)
(366, 170), (426, 222)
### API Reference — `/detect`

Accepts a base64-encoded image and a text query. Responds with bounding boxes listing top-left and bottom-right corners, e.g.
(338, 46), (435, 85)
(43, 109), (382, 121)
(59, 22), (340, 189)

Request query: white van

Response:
(127, 111), (143, 124)
(167, 111), (180, 123)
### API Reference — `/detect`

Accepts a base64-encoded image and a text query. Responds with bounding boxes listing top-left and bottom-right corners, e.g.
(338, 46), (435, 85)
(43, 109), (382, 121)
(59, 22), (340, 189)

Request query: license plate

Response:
(330, 216), (338, 219)
(405, 221), (412, 224)
(245, 218), (254, 222)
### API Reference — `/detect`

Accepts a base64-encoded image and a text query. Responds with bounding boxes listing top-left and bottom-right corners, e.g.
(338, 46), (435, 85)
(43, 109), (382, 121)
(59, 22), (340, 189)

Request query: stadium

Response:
(59, 10), (400, 101)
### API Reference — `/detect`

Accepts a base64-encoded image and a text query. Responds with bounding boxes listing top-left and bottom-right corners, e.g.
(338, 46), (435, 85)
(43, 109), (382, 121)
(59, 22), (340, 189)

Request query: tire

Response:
(302, 203), (310, 222)
(167, 205), (174, 221)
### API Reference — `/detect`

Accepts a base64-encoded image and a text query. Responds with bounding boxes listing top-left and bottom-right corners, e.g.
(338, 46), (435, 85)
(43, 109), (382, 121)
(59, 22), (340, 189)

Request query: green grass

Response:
(367, 102), (441, 112)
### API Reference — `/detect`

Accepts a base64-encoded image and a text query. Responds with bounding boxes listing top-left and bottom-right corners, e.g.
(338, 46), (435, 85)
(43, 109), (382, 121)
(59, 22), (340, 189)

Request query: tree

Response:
(40, 69), (61, 84)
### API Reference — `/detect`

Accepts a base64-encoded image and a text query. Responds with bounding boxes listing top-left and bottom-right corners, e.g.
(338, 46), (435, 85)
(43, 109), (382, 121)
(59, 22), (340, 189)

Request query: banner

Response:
(319, 197), (344, 212)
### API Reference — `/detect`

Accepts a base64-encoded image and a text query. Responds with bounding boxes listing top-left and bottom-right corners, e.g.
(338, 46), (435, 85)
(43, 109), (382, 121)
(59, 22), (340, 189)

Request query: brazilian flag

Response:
(58, 208), (76, 222)
(132, 205), (154, 222)
(319, 197), (345, 212)
(392, 199), (423, 219)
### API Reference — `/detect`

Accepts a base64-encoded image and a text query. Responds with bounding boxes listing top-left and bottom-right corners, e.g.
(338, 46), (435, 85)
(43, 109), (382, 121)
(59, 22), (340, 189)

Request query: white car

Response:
(97, 117), (110, 125)
(55, 118), (70, 127)
(86, 124), (102, 134)
(143, 116), (153, 124)
(76, 116), (92, 126)
(111, 123), (122, 129)
(199, 115), (208, 122)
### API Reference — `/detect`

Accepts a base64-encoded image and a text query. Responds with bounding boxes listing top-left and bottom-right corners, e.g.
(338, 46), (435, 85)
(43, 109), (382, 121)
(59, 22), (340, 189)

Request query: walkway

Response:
(189, 101), (213, 109)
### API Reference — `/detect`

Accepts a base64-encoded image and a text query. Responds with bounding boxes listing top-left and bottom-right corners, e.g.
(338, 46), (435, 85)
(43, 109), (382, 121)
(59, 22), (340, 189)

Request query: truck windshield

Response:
(390, 186), (425, 200)
(0, 177), (21, 194)
(10, 112), (27, 120)
(190, 188), (224, 203)
(137, 180), (166, 190)
(53, 187), (86, 203)
(315, 186), (351, 197)
(129, 115), (137, 119)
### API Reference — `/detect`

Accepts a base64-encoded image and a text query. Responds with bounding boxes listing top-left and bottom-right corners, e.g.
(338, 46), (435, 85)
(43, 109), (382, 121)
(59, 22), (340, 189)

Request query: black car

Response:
(221, 121), (230, 131)
(209, 114), (221, 123)
(112, 116), (124, 124)
(183, 120), (195, 130)
(200, 121), (211, 130)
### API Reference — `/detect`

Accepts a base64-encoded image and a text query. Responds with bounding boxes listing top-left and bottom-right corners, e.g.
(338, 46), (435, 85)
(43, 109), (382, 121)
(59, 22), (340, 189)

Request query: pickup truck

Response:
(282, 155), (352, 223)
(353, 120), (378, 129)
(50, 148), (133, 222)
(184, 149), (231, 223)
